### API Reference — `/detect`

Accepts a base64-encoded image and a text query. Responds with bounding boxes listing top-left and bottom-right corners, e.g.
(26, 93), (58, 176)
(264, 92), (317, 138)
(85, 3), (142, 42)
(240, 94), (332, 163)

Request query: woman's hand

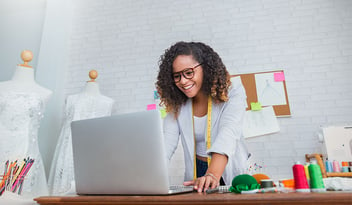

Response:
(183, 153), (227, 192)
(183, 172), (220, 193)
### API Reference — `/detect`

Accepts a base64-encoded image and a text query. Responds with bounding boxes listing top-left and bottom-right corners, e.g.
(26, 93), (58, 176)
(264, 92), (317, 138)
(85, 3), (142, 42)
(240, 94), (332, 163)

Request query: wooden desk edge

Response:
(34, 192), (352, 205)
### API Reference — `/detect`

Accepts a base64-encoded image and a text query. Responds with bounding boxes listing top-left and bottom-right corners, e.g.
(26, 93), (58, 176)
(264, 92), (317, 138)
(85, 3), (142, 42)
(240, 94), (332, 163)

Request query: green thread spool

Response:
(308, 163), (326, 192)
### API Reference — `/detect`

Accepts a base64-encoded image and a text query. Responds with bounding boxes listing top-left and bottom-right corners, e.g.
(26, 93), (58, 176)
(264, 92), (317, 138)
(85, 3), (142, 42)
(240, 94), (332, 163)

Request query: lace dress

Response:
(0, 91), (50, 198)
(48, 93), (114, 195)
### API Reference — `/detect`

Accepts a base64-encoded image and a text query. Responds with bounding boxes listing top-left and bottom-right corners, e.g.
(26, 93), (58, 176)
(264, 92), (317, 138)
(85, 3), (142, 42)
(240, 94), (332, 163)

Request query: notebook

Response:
(71, 110), (193, 195)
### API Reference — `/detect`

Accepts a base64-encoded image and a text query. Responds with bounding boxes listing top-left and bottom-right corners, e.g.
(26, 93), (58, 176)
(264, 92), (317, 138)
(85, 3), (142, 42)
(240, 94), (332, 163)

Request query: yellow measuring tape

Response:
(192, 96), (212, 180)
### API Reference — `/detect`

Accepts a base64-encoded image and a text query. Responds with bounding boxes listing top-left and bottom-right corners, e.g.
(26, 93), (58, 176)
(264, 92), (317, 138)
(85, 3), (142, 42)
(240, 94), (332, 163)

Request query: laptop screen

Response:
(71, 110), (171, 195)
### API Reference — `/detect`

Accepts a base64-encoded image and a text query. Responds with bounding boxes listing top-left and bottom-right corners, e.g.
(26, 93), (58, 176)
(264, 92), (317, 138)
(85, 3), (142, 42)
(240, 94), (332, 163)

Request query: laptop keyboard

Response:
(169, 185), (231, 193)
(169, 185), (193, 191)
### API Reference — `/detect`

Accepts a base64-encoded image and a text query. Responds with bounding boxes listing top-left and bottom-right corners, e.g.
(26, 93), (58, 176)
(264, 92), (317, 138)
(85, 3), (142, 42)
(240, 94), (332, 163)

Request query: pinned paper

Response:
(243, 106), (280, 138)
(250, 102), (262, 111)
(147, 104), (156, 110)
(274, 72), (285, 82)
(255, 73), (286, 106)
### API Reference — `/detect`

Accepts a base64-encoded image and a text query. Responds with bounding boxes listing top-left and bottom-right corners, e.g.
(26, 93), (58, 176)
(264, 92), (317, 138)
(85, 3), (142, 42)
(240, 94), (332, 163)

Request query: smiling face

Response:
(172, 55), (204, 99)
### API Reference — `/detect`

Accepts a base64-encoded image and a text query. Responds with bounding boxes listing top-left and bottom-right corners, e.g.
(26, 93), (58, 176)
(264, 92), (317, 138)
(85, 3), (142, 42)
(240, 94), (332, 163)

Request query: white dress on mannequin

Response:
(0, 65), (52, 198)
(48, 81), (114, 195)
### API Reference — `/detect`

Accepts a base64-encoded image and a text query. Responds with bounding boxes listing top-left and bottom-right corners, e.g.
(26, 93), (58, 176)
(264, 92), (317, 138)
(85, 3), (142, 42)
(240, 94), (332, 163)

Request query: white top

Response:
(163, 82), (249, 185)
(194, 115), (207, 157)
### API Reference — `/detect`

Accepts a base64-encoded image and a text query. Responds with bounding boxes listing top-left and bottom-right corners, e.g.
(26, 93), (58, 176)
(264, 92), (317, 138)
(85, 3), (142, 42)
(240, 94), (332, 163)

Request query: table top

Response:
(34, 191), (352, 205)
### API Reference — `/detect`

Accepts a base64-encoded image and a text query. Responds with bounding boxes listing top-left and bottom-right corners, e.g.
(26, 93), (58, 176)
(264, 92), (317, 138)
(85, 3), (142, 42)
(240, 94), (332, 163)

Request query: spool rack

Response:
(305, 153), (352, 178)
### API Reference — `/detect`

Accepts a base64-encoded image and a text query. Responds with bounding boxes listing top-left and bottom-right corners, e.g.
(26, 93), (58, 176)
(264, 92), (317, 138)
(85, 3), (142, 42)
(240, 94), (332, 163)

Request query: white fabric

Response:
(163, 81), (249, 185)
(194, 115), (207, 157)
(0, 85), (51, 198)
(0, 192), (35, 205)
(6, 66), (52, 96)
(323, 177), (352, 191)
(0, 65), (52, 198)
(48, 92), (114, 195)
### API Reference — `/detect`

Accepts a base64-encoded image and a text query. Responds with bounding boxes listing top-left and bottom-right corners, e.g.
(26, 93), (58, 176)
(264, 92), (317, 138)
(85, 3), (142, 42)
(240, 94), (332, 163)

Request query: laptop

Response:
(71, 110), (193, 195)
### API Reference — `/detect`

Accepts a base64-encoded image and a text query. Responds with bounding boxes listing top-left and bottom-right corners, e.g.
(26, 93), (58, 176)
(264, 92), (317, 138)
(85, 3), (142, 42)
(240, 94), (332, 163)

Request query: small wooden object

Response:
(88, 70), (98, 82)
(18, 50), (33, 68)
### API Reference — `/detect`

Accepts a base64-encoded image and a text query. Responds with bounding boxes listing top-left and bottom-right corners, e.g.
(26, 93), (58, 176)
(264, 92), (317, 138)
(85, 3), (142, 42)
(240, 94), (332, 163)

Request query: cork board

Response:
(232, 70), (291, 117)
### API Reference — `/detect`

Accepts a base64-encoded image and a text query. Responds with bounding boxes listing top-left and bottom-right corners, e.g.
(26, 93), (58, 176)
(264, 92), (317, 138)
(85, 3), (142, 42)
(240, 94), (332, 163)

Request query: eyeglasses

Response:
(173, 63), (202, 83)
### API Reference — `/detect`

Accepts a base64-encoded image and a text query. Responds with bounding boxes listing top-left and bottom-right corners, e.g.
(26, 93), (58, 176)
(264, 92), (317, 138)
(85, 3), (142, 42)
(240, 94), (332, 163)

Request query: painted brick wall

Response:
(64, 0), (352, 184)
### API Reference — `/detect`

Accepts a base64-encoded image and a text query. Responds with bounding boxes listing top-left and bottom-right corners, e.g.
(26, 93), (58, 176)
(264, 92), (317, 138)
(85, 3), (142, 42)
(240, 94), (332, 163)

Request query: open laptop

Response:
(71, 110), (193, 195)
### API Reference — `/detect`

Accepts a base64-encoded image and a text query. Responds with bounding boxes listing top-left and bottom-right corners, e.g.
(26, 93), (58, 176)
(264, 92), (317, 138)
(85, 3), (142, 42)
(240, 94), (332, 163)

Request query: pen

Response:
(205, 187), (219, 194)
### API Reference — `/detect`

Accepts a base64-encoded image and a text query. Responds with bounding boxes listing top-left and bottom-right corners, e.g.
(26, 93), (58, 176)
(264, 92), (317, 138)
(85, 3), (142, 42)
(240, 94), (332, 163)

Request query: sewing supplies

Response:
(229, 174), (260, 194)
(325, 159), (333, 173)
(205, 187), (219, 194)
(308, 162), (326, 192)
(304, 163), (310, 185)
(292, 162), (310, 192)
(0, 157), (35, 195)
(332, 160), (341, 172)
(341, 161), (349, 172)
(252, 173), (270, 185)
(260, 179), (274, 188)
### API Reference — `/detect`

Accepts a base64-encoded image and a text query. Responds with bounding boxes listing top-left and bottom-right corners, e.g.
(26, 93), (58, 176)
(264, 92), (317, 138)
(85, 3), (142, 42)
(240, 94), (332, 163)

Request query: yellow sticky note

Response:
(250, 102), (262, 111)
(160, 108), (167, 118)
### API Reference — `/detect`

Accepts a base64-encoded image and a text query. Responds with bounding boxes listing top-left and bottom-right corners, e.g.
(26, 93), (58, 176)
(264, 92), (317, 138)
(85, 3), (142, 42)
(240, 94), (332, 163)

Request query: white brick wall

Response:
(63, 0), (352, 184)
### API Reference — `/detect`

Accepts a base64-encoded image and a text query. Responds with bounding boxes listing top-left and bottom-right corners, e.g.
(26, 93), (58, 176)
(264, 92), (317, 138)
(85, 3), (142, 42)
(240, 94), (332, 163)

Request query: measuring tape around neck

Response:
(192, 96), (212, 180)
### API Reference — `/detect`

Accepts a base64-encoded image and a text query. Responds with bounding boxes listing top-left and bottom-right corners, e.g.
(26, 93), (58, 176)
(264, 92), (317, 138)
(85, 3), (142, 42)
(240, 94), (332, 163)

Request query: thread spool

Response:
(279, 179), (294, 188)
(332, 160), (341, 172)
(304, 164), (310, 182)
(341, 162), (349, 172)
(308, 162), (326, 192)
(260, 179), (274, 188)
(342, 167), (349, 172)
(292, 162), (310, 192)
(325, 160), (333, 173)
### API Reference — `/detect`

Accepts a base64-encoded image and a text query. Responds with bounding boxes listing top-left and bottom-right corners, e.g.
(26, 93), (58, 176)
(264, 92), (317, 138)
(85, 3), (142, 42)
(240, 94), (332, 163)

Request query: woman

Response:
(156, 41), (249, 193)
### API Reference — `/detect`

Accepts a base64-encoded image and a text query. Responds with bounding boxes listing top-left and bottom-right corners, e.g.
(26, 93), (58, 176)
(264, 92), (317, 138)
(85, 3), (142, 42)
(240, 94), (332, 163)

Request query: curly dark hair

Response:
(156, 41), (232, 115)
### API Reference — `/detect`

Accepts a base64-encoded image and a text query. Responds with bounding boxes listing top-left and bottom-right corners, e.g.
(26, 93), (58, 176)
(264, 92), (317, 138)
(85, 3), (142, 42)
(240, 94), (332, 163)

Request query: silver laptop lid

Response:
(71, 110), (170, 195)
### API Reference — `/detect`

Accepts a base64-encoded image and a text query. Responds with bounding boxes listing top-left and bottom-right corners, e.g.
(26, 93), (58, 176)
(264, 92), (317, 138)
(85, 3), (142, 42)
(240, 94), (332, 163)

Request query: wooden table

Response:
(34, 192), (352, 205)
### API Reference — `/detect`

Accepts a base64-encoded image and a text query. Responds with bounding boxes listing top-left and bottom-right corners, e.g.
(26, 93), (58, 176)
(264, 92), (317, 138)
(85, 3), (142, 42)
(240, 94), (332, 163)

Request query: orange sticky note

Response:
(147, 104), (156, 110)
(274, 72), (285, 82)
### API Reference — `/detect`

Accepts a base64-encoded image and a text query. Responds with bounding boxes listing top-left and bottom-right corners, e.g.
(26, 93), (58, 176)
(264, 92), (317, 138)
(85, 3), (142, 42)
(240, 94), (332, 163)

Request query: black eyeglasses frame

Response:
(172, 63), (203, 83)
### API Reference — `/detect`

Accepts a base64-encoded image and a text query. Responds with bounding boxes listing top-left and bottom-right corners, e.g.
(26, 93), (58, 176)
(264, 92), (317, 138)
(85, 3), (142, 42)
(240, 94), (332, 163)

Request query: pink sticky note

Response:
(147, 104), (156, 110)
(274, 72), (285, 82)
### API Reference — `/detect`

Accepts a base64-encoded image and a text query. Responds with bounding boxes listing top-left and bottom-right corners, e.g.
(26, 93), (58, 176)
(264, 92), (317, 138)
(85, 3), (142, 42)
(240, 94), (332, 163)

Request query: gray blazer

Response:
(163, 79), (249, 185)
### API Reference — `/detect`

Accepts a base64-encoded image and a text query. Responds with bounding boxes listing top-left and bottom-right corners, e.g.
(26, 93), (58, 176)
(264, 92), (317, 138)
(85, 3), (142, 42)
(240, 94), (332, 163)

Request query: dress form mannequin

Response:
(48, 70), (114, 195)
(83, 69), (101, 96)
(0, 50), (52, 99)
(0, 50), (52, 198)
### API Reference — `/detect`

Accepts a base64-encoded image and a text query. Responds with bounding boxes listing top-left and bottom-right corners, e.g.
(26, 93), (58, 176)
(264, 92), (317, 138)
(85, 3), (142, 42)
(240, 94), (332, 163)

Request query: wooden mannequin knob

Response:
(19, 50), (33, 68)
(88, 70), (98, 82)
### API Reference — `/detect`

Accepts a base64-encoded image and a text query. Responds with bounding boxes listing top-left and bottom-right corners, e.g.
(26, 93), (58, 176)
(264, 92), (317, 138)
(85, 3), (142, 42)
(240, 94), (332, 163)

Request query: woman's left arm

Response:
(208, 83), (247, 158)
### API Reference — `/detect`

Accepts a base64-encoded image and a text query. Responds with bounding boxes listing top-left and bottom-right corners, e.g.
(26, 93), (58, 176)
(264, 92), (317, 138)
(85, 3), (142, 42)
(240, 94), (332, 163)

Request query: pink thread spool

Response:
(292, 162), (310, 192)
(332, 160), (341, 172)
